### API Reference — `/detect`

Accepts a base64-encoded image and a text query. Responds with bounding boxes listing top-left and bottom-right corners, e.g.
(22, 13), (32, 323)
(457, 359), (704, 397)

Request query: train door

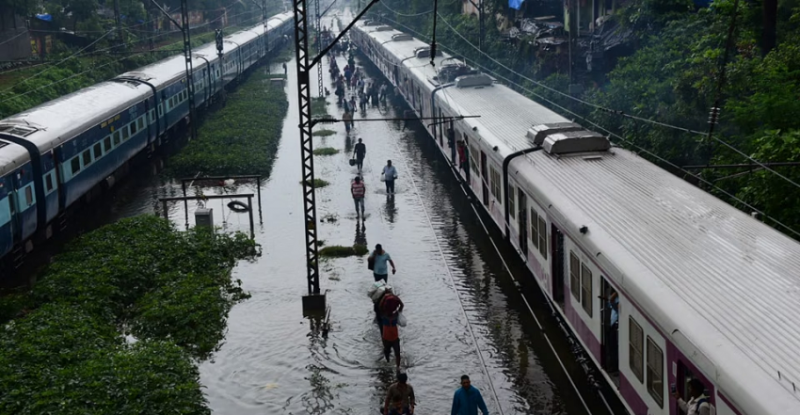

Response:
(480, 151), (489, 205)
(676, 362), (707, 415)
(517, 190), (528, 255)
(393, 66), (399, 86)
(8, 183), (19, 242)
(600, 277), (620, 376)
(438, 109), (443, 147)
(551, 225), (565, 305)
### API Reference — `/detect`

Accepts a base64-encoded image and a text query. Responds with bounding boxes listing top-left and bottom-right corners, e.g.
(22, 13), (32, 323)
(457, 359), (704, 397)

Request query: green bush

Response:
(169, 70), (289, 177)
(301, 178), (330, 188)
(313, 147), (339, 155)
(313, 129), (336, 137)
(319, 244), (368, 257)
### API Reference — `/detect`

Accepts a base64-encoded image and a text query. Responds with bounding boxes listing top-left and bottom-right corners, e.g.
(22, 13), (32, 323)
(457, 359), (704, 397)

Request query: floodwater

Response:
(90, 23), (619, 415)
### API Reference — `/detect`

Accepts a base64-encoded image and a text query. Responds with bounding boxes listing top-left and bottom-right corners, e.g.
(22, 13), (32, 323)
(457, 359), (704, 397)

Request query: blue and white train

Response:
(0, 12), (293, 265)
(353, 20), (800, 415)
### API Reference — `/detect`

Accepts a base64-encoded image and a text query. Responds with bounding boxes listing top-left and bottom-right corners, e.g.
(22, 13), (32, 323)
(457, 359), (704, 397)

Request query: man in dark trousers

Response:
(383, 372), (415, 415)
(379, 288), (404, 371)
(354, 138), (366, 172)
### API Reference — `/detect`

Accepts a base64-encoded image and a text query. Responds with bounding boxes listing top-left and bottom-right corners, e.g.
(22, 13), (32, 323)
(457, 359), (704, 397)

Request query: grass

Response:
(319, 244), (369, 257)
(311, 96), (329, 118)
(301, 178), (330, 188)
(313, 129), (336, 137)
(168, 69), (289, 177)
(313, 147), (339, 156)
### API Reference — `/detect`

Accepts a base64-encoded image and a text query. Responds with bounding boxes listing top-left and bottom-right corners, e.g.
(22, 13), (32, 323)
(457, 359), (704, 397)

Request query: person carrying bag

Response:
(382, 160), (398, 194)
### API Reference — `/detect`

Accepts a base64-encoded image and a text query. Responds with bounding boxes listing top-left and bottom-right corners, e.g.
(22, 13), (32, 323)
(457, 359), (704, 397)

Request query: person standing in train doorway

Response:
(382, 160), (398, 194)
(369, 243), (396, 282)
(672, 379), (712, 415)
(450, 375), (489, 415)
(354, 138), (366, 172)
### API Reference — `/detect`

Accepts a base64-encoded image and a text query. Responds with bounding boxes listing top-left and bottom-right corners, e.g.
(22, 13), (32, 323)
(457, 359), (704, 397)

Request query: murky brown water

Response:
(89, 27), (620, 414)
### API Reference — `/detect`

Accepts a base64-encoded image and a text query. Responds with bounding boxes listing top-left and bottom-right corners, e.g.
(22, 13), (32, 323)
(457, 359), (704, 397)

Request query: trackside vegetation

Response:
(0, 215), (259, 413)
(168, 69), (289, 177)
(319, 244), (369, 257)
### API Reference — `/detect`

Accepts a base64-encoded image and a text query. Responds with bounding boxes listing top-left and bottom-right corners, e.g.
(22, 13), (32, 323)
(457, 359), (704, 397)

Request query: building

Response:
(0, 8), (32, 61)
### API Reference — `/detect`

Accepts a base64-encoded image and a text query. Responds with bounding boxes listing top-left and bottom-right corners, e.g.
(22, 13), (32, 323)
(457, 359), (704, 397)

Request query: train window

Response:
(138, 117), (145, 130)
(25, 186), (32, 206)
(646, 337), (664, 407)
(114, 131), (122, 146)
(629, 317), (644, 383)
(122, 127), (130, 141)
(490, 168), (501, 202)
(71, 157), (81, 175)
(130, 121), (137, 135)
(508, 186), (516, 219)
(581, 264), (592, 316)
(538, 216), (547, 259)
(82, 149), (91, 166)
(569, 252), (580, 299)
(45, 173), (54, 193)
(93, 143), (102, 159)
(530, 209), (539, 249)
(469, 145), (479, 173)
(103, 136), (111, 152)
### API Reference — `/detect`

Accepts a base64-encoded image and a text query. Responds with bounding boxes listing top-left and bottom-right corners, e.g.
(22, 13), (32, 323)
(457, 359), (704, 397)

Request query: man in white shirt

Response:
(382, 160), (398, 194)
(672, 378), (712, 415)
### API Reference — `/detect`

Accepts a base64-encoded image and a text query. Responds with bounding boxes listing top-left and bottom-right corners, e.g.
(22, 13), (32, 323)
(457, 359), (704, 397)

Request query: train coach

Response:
(0, 12), (294, 267)
(352, 20), (800, 415)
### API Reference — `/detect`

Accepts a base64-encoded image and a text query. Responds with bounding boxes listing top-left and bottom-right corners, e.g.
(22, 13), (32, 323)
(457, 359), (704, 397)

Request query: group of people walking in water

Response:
(322, 31), (490, 415)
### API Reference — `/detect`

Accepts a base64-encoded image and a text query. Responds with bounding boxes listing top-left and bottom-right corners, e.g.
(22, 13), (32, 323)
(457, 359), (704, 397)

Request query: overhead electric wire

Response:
(434, 12), (800, 193)
(380, 16), (800, 238)
(0, 29), (115, 94)
(0, 30), (30, 47)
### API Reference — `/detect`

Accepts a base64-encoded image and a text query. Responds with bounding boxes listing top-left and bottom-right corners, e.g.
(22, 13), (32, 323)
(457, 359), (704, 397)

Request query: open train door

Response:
(517, 190), (528, 255)
(551, 224), (565, 306)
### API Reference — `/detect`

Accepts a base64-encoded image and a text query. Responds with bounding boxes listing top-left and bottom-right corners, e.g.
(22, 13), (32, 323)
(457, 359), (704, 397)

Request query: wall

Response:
(0, 9), (31, 61)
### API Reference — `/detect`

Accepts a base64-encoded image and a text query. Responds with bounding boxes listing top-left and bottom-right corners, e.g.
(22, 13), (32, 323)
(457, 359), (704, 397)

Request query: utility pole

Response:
(293, 0), (381, 313)
(149, 0), (198, 141)
(216, 29), (226, 102)
(315, 0), (323, 97)
(467, 0), (484, 50)
(567, 0), (575, 86)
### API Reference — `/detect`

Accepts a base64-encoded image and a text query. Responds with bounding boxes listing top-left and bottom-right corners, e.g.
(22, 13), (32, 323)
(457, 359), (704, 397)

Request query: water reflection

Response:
(355, 221), (367, 246)
(384, 195), (397, 223)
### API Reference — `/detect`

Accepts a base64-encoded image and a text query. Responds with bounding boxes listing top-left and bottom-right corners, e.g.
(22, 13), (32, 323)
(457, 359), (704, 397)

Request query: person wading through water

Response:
(369, 243), (396, 282)
(382, 160), (397, 194)
(379, 287), (404, 371)
(351, 175), (366, 219)
(383, 372), (415, 415)
(354, 138), (366, 172)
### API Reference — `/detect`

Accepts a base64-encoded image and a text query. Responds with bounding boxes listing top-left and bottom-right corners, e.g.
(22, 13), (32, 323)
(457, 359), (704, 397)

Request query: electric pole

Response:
(113, 0), (125, 49)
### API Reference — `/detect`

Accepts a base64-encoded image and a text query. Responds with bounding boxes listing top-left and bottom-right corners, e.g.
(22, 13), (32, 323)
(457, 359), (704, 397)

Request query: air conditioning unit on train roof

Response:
(392, 33), (413, 41)
(527, 122), (583, 145)
(542, 130), (610, 155)
(454, 73), (494, 88)
(375, 26), (393, 31)
(363, 20), (378, 26)
(414, 47), (442, 58)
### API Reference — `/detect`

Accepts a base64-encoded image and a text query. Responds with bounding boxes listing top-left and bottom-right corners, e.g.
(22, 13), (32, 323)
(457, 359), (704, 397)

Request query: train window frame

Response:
(122, 127), (130, 141)
(538, 216), (547, 259)
(25, 186), (33, 206)
(629, 317), (644, 383)
(130, 121), (138, 135)
(508, 185), (516, 219)
(530, 209), (539, 250)
(490, 168), (501, 202)
(93, 143), (102, 160)
(469, 144), (479, 174)
(569, 252), (581, 299)
(71, 157), (81, 175)
(103, 136), (111, 152)
(45, 172), (54, 193)
(82, 149), (92, 167)
(581, 263), (593, 316)
(138, 117), (145, 130)
(646, 336), (664, 407)
(113, 131), (122, 146)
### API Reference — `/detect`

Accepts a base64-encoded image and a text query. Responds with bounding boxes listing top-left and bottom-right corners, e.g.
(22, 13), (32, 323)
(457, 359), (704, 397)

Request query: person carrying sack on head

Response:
(382, 160), (398, 194)
(351, 176), (366, 219)
(354, 138), (366, 172)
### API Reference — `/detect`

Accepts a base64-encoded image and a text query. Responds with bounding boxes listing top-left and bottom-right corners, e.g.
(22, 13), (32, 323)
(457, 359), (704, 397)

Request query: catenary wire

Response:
(433, 13), (800, 193)
(379, 15), (800, 238)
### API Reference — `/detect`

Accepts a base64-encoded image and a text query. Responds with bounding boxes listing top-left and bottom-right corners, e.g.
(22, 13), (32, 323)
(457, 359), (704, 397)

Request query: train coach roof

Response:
(0, 141), (30, 177)
(1, 81), (147, 152)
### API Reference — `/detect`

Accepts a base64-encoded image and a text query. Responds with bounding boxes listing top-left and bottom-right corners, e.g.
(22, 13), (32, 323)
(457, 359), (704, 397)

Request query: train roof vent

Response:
(375, 26), (394, 31)
(392, 33), (413, 41)
(0, 124), (38, 137)
(543, 131), (610, 155)
(363, 20), (378, 26)
(414, 47), (443, 58)
(527, 122), (583, 145)
(455, 73), (494, 88)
